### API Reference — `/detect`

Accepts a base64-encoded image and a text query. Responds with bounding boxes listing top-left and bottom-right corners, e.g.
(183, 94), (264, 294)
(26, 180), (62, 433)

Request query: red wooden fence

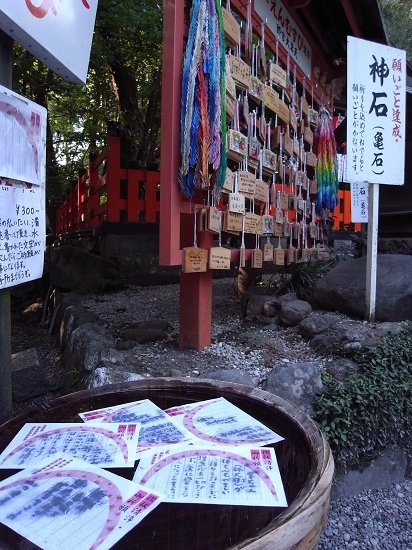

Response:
(55, 132), (358, 236)
(55, 132), (160, 235)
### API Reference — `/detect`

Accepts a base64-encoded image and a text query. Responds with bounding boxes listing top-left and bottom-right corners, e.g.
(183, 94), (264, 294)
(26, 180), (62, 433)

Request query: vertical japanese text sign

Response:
(0, 1), (99, 84)
(0, 85), (47, 290)
(346, 36), (406, 186)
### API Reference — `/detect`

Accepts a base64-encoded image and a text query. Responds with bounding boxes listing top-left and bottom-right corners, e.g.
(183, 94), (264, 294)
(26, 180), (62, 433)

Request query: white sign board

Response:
(0, 182), (45, 290)
(0, 84), (46, 187)
(351, 181), (369, 223)
(254, 0), (312, 77)
(0, 1), (99, 84)
(346, 36), (406, 185)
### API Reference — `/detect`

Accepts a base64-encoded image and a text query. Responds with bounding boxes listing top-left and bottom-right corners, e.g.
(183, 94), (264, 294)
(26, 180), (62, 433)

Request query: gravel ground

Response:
(318, 481), (412, 549)
(10, 276), (412, 549)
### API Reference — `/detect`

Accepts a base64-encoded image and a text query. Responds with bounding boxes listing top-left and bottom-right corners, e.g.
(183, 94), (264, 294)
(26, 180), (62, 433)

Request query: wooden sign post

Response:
(365, 183), (379, 321)
(0, 30), (13, 423)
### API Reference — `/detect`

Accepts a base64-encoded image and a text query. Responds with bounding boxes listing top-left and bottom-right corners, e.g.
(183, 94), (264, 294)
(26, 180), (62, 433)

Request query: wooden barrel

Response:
(0, 378), (334, 549)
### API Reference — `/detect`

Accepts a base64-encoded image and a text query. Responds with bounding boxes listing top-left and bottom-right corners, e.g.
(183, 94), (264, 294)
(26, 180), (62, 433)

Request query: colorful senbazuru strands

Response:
(180, 0), (226, 198)
(314, 106), (339, 211)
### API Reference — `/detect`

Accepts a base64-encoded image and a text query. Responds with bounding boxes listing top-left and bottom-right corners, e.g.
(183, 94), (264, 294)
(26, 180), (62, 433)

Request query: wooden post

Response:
(365, 182), (379, 321)
(0, 30), (13, 423)
(179, 229), (213, 350)
(159, 0), (184, 266)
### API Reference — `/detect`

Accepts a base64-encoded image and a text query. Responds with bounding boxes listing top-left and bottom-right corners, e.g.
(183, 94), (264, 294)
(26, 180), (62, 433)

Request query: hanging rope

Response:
(314, 105), (339, 212)
(180, 0), (226, 198)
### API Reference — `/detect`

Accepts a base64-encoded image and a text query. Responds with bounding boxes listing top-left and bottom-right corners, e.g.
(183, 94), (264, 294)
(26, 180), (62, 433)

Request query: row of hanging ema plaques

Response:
(182, 2), (333, 274)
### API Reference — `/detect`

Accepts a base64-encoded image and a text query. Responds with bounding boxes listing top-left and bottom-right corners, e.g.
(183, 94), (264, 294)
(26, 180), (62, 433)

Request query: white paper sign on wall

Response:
(0, 182), (45, 290)
(351, 182), (368, 223)
(0, 84), (46, 187)
(0, 1), (99, 84)
(346, 36), (406, 186)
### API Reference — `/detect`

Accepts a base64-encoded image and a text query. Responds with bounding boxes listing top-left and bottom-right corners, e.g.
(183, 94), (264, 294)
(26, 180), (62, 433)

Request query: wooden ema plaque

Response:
(301, 96), (309, 118)
(222, 8), (240, 46)
(269, 63), (287, 89)
(293, 138), (300, 156)
(227, 129), (248, 160)
(223, 166), (233, 193)
(228, 55), (251, 89)
(281, 192), (289, 211)
(304, 126), (313, 146)
(310, 179), (318, 194)
(226, 72), (236, 99)
(249, 76), (264, 102)
(254, 179), (268, 203)
(262, 149), (277, 173)
(209, 246), (231, 270)
(251, 247), (263, 268)
(261, 214), (274, 234)
(306, 151), (317, 168)
(273, 222), (283, 237)
(277, 99), (290, 123)
(224, 211), (242, 233)
(238, 171), (256, 197)
(226, 95), (235, 121)
(264, 85), (279, 115)
(275, 209), (283, 224)
(263, 241), (274, 261)
(274, 247), (285, 265)
(244, 212), (261, 234)
(228, 191), (245, 214)
(287, 246), (297, 264)
(249, 135), (260, 161)
(284, 134), (293, 156)
(182, 247), (208, 273)
(290, 109), (298, 132)
(207, 206), (222, 233)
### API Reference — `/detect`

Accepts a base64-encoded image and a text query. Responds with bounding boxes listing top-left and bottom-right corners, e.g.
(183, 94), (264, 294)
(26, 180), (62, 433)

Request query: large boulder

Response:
(312, 255), (412, 321)
(12, 348), (48, 402)
(263, 361), (323, 414)
(49, 245), (124, 293)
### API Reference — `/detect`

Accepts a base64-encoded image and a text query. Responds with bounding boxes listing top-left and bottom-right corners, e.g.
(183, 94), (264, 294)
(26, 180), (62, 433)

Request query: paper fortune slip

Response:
(79, 399), (194, 456)
(0, 457), (161, 550)
(0, 422), (140, 469)
(133, 444), (287, 507)
(166, 397), (284, 447)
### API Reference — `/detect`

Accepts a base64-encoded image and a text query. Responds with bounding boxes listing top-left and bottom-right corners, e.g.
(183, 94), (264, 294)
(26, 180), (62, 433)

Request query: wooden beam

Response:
(0, 30), (13, 423)
(340, 0), (362, 38)
(159, 0), (184, 267)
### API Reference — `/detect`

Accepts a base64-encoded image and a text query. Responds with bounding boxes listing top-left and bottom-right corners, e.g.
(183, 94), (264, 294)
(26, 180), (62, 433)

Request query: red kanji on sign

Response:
(26, 0), (90, 19)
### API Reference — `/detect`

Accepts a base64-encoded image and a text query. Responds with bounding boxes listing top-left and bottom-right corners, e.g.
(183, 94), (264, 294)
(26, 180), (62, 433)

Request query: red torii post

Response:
(159, 0), (213, 350)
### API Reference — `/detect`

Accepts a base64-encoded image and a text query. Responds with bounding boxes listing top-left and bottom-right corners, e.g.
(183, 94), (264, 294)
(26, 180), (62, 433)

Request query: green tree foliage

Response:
(379, 0), (412, 62)
(12, 0), (162, 213)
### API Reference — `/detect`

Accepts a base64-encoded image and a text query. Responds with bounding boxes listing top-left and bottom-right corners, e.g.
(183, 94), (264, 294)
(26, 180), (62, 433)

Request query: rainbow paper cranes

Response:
(314, 106), (339, 212)
(179, 0), (227, 198)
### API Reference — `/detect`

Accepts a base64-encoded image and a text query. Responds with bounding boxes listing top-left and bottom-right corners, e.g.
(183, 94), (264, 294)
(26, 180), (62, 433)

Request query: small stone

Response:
(343, 534), (351, 542)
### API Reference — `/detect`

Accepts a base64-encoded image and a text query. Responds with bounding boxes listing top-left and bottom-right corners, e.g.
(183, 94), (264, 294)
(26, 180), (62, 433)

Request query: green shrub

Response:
(312, 325), (412, 470)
